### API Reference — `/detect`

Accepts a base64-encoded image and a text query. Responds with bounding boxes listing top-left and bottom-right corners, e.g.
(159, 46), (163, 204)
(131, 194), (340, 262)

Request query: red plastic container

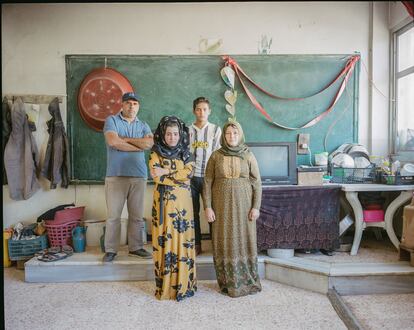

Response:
(364, 204), (382, 210)
(45, 220), (80, 247)
(44, 206), (85, 226)
(363, 209), (384, 222)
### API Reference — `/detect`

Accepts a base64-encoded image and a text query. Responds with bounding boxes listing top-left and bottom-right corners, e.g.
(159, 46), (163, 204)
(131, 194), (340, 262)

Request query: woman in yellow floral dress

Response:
(203, 119), (262, 298)
(149, 115), (196, 301)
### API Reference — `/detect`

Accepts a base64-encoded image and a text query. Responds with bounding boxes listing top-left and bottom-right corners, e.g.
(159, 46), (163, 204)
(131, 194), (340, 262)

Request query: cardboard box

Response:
(297, 171), (324, 185)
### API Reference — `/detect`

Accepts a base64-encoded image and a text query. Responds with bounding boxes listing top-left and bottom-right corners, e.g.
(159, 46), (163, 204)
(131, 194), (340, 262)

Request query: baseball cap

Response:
(122, 92), (140, 102)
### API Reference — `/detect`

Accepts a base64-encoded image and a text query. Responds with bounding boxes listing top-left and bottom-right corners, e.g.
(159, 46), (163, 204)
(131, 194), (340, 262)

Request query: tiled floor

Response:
(5, 234), (414, 329)
(4, 268), (346, 330)
(5, 267), (414, 330)
(343, 293), (414, 330)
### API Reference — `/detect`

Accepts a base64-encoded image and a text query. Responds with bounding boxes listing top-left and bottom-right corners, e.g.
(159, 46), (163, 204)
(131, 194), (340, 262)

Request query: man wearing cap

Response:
(102, 92), (154, 262)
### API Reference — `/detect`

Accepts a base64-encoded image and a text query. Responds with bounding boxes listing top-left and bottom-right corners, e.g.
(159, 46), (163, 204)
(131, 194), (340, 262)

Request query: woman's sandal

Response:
(35, 246), (60, 257)
(36, 245), (74, 262)
(61, 245), (74, 256)
(37, 252), (68, 262)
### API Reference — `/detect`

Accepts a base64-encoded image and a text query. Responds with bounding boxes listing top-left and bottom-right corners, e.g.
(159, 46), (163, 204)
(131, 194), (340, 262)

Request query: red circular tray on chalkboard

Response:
(77, 67), (134, 131)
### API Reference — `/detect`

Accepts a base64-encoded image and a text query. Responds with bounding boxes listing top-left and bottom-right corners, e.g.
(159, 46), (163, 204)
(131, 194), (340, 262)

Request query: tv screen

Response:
(247, 142), (297, 185)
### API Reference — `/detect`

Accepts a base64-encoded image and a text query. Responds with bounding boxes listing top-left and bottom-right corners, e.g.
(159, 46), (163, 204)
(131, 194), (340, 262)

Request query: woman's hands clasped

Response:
(205, 208), (259, 223)
(248, 208), (260, 221)
(205, 207), (216, 223)
(150, 167), (169, 178)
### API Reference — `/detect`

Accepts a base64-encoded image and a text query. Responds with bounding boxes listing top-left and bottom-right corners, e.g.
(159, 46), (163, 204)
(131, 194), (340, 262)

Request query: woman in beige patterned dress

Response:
(202, 119), (262, 297)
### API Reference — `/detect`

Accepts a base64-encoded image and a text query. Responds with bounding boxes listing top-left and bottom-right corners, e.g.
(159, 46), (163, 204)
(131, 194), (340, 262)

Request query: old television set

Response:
(247, 142), (297, 185)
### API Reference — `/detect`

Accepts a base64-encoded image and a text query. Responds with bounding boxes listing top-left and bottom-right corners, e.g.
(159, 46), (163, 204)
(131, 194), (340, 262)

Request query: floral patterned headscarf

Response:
(152, 115), (193, 164)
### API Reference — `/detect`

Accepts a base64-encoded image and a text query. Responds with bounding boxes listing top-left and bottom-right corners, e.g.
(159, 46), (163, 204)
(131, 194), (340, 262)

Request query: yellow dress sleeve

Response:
(202, 151), (216, 209)
(168, 162), (194, 182)
(248, 152), (262, 210)
(149, 151), (193, 186)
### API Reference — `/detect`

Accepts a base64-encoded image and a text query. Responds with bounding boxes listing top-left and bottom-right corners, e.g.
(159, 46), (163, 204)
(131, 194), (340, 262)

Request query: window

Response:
(391, 22), (414, 154)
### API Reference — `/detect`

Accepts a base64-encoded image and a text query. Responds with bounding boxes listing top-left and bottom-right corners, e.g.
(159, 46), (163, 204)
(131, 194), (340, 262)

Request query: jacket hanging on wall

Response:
(2, 97), (12, 185)
(4, 97), (40, 200)
(41, 97), (70, 189)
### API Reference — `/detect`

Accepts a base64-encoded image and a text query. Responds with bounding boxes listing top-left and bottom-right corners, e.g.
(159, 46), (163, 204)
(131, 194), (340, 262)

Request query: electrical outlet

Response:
(297, 133), (310, 154)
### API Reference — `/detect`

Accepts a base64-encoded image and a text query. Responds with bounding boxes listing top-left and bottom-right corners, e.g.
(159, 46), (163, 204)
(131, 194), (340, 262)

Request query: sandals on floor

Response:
(61, 245), (74, 256)
(36, 245), (74, 262)
(37, 252), (69, 262)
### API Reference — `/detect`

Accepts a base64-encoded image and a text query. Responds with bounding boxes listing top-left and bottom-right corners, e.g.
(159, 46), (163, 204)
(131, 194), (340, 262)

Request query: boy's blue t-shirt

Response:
(103, 113), (152, 178)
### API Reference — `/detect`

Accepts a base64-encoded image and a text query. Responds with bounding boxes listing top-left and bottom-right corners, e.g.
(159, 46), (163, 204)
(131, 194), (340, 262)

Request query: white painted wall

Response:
(389, 0), (411, 30)
(2, 2), (391, 228)
(370, 2), (391, 156)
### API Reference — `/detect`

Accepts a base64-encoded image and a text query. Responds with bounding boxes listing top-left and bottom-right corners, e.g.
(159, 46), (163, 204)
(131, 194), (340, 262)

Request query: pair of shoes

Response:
(302, 249), (318, 254)
(35, 246), (59, 256)
(36, 245), (74, 262)
(320, 249), (334, 256)
(195, 244), (202, 256)
(129, 249), (152, 259)
(102, 252), (117, 262)
(37, 252), (68, 262)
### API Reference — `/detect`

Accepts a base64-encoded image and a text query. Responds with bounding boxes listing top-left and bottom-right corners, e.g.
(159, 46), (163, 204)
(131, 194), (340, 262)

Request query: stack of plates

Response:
(329, 143), (371, 169)
(331, 153), (355, 168)
(401, 163), (414, 176)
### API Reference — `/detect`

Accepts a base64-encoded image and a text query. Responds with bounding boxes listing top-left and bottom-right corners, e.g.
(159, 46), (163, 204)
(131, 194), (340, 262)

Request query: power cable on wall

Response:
(360, 58), (395, 102)
(323, 57), (394, 152)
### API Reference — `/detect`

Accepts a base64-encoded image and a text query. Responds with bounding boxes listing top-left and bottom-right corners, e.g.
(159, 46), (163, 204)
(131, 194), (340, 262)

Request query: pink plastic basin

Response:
(363, 209), (384, 222)
(44, 206), (85, 225)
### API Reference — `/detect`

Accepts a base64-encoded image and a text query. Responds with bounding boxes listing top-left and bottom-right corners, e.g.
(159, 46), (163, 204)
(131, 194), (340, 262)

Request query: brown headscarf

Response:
(218, 119), (249, 159)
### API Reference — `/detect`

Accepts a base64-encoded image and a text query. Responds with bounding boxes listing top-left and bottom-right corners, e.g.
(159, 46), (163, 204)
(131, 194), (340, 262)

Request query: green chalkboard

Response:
(66, 54), (359, 183)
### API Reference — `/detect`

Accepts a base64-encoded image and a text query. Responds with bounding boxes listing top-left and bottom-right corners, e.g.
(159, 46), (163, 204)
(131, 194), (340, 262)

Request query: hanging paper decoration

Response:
(224, 90), (237, 106)
(221, 54), (360, 130)
(220, 66), (235, 89)
(225, 104), (236, 117)
(221, 65), (239, 118)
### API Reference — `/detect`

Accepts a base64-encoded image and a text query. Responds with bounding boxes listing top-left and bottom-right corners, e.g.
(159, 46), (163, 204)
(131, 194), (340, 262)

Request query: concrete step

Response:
(24, 244), (266, 283)
(265, 257), (414, 295)
(24, 243), (414, 296)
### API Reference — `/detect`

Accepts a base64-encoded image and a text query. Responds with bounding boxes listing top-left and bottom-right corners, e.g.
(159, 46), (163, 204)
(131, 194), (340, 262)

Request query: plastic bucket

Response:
(267, 248), (294, 258)
(363, 209), (384, 222)
(83, 220), (105, 247)
(315, 152), (328, 166)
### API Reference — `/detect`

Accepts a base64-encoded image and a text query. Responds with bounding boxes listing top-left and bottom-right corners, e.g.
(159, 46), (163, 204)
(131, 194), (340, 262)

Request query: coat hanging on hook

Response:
(4, 97), (40, 200)
(41, 97), (70, 189)
(2, 97), (12, 185)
